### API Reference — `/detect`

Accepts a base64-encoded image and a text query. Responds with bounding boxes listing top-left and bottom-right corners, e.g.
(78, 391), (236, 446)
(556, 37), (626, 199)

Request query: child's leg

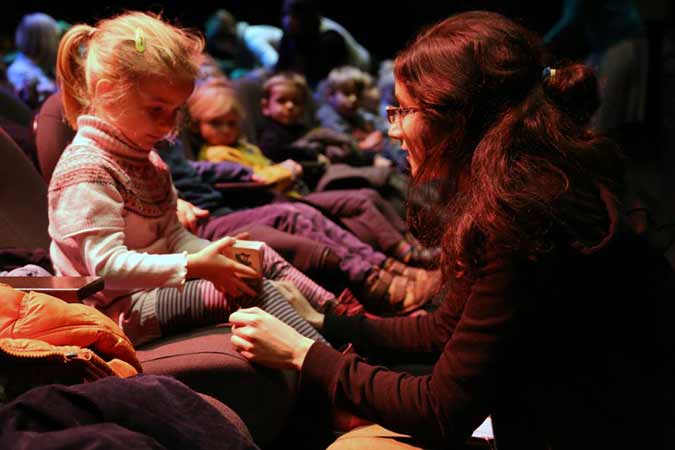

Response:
(109, 279), (327, 347)
(261, 244), (336, 313)
(302, 189), (406, 253)
(285, 203), (386, 282)
(233, 224), (329, 274)
(198, 203), (386, 283)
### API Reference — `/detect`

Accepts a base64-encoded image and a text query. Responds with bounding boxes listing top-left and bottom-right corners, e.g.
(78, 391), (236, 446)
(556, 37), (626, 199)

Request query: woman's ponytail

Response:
(542, 63), (600, 125)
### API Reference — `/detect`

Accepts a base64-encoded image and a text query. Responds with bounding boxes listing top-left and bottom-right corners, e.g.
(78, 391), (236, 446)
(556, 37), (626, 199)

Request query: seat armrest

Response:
(0, 276), (104, 303)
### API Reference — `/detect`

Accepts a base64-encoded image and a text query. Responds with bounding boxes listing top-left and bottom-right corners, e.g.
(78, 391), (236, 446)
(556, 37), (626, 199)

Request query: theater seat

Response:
(0, 127), (298, 446)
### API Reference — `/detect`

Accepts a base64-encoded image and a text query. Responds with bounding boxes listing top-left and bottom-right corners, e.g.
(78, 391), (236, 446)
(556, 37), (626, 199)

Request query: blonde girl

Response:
(49, 11), (326, 346)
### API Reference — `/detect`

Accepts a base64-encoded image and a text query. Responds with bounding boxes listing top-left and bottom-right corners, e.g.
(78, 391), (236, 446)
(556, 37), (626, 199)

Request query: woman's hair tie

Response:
(541, 66), (557, 80)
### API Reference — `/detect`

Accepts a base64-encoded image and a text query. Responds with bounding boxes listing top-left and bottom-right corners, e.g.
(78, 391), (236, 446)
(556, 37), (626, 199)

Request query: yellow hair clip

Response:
(134, 28), (145, 53)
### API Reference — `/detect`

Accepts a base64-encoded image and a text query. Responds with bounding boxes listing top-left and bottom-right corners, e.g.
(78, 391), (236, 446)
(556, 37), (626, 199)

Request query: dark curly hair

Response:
(395, 11), (624, 281)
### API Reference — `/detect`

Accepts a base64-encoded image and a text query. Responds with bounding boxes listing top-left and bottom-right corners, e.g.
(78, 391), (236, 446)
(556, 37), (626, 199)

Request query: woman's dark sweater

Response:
(303, 229), (672, 449)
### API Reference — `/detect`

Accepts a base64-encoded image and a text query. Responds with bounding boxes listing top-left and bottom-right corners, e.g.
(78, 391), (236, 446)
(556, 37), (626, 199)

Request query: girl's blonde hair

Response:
(187, 77), (244, 124)
(57, 11), (204, 129)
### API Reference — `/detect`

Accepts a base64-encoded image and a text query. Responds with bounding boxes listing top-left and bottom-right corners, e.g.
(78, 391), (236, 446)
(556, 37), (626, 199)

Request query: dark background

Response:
(2, 1), (672, 65)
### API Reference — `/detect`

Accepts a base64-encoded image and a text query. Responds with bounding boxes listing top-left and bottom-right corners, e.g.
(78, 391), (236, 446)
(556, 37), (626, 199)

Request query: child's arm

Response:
(242, 24), (283, 69)
(258, 126), (321, 163)
(165, 203), (212, 254)
(49, 164), (197, 291)
(176, 198), (210, 234)
(52, 188), (252, 296)
(189, 160), (254, 184)
(74, 231), (191, 290)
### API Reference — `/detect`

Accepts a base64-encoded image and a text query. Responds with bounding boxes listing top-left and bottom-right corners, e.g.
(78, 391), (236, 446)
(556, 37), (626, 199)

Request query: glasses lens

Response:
(386, 106), (397, 124)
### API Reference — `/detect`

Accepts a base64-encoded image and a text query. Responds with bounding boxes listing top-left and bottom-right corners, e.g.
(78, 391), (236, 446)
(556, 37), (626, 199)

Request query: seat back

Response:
(0, 128), (50, 249)
(0, 86), (32, 127)
(34, 91), (76, 183)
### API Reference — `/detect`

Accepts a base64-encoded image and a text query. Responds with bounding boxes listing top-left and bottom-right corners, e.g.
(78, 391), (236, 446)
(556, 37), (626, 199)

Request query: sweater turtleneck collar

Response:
(75, 115), (151, 161)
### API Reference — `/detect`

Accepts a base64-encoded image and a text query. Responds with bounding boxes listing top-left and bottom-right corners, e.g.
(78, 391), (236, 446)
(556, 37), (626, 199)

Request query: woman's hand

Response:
(177, 198), (210, 233)
(229, 307), (315, 370)
(271, 280), (325, 331)
(187, 236), (259, 298)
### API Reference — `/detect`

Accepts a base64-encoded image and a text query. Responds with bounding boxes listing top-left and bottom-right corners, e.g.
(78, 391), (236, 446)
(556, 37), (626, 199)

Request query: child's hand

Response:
(187, 236), (259, 298)
(251, 173), (267, 183)
(358, 130), (384, 151)
(317, 153), (331, 166)
(278, 159), (303, 178)
(177, 199), (210, 233)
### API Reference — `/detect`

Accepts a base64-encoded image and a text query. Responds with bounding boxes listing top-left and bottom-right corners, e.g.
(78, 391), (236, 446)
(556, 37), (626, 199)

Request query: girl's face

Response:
(262, 83), (305, 126)
(100, 76), (194, 151)
(199, 110), (240, 146)
(388, 79), (425, 176)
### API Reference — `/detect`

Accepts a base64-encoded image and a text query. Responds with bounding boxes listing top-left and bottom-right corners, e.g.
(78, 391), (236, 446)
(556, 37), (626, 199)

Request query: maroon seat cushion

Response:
(197, 393), (253, 442)
(136, 324), (298, 445)
(0, 128), (50, 250)
(34, 91), (75, 184)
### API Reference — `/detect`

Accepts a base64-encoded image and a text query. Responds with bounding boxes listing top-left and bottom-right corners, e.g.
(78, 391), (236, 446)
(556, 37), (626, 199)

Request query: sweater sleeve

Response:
(164, 212), (211, 255)
(301, 255), (521, 448)
(323, 294), (460, 354)
(77, 231), (188, 290)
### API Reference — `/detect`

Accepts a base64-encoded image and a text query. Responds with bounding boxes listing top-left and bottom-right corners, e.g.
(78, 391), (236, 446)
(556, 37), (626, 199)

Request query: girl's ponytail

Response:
(56, 24), (96, 129)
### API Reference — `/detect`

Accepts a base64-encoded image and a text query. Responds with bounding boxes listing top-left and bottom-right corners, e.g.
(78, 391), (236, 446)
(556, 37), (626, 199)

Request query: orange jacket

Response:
(0, 285), (141, 377)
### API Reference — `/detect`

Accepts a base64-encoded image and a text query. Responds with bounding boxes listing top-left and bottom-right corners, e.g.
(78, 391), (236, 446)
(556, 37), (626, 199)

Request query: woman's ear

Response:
(261, 98), (270, 116)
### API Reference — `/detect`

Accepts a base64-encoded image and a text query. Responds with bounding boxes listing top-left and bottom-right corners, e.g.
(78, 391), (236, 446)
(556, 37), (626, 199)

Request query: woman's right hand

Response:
(187, 236), (259, 298)
(229, 307), (315, 370)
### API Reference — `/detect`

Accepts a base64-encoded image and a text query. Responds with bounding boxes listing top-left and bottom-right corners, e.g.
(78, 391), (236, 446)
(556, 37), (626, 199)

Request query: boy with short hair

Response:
(316, 66), (407, 170)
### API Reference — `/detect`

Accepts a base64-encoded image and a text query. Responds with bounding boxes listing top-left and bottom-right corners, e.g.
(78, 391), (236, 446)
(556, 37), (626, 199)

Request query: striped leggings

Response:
(112, 245), (332, 347)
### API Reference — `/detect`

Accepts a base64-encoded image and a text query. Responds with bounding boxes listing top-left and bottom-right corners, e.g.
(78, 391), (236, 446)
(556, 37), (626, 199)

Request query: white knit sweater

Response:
(48, 115), (210, 307)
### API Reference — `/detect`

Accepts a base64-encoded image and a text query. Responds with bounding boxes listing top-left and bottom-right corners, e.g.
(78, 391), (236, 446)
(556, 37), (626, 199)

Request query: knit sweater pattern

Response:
(48, 116), (208, 307)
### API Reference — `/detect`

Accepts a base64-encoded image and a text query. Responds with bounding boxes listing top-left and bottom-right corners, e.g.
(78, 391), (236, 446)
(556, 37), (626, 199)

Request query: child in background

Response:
(316, 66), (408, 170)
(49, 11), (329, 346)
(7, 12), (59, 108)
(189, 77), (304, 192)
(257, 71), (375, 168)
(187, 77), (441, 270)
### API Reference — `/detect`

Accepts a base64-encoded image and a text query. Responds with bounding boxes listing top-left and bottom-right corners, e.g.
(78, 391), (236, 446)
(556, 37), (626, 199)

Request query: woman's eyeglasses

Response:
(385, 105), (421, 124)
